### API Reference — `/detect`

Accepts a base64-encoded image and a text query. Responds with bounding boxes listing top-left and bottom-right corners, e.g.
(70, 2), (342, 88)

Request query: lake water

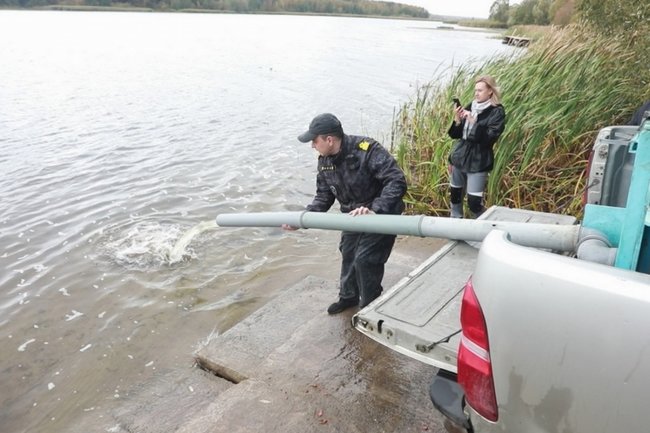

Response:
(0, 10), (514, 432)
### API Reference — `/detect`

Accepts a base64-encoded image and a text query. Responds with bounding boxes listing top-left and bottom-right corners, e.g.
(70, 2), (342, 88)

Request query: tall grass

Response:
(505, 24), (553, 41)
(393, 25), (649, 217)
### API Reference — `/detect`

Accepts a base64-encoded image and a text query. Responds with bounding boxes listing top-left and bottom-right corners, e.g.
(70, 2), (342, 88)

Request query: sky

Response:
(402, 0), (497, 19)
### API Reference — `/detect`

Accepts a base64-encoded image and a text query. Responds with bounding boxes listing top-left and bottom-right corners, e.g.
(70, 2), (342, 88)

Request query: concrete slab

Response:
(111, 368), (232, 433)
(189, 277), (446, 433)
(69, 236), (450, 433)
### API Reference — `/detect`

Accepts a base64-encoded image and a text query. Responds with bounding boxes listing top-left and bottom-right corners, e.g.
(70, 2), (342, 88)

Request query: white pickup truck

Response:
(353, 119), (650, 433)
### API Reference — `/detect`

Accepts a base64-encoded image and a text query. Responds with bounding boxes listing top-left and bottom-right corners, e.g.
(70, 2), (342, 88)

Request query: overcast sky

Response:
(403, 0), (498, 18)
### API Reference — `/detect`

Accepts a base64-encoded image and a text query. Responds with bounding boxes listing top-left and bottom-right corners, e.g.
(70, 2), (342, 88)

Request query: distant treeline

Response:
(1, 0), (430, 18)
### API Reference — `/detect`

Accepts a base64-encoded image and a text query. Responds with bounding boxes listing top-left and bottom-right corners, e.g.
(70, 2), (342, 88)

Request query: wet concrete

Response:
(70, 236), (449, 433)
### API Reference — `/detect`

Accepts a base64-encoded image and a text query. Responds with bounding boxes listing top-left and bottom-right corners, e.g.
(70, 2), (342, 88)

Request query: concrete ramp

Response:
(189, 276), (443, 433)
(70, 237), (448, 433)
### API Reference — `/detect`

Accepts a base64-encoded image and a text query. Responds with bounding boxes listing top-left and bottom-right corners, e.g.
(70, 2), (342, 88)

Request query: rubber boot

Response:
(467, 194), (484, 219)
(450, 186), (464, 218)
(450, 202), (464, 218)
(469, 209), (484, 219)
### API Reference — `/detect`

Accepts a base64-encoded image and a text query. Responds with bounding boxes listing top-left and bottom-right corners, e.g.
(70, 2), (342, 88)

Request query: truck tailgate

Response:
(352, 206), (576, 372)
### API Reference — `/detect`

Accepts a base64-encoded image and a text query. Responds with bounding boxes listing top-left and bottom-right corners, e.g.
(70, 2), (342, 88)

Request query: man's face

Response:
(312, 135), (334, 156)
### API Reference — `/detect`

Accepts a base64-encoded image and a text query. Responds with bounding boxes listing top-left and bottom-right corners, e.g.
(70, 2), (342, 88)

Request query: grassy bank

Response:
(505, 24), (553, 41)
(455, 18), (507, 29)
(393, 24), (649, 217)
(39, 4), (153, 11)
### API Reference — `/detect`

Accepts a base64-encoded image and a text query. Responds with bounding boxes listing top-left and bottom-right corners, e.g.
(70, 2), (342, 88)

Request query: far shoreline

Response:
(0, 5), (499, 29)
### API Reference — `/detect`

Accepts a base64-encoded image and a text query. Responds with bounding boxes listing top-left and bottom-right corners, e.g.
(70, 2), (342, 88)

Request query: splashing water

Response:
(102, 222), (184, 269)
(168, 220), (218, 264)
(100, 220), (218, 269)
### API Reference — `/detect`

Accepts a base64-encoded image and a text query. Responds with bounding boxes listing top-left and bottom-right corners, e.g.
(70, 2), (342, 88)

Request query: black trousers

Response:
(338, 231), (397, 308)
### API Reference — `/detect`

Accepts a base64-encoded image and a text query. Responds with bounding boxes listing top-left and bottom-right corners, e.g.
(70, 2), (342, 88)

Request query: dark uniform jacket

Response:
(306, 134), (406, 215)
(448, 104), (506, 173)
(629, 100), (650, 126)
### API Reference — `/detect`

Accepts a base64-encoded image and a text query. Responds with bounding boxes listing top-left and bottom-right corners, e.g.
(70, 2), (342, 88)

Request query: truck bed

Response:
(352, 206), (576, 372)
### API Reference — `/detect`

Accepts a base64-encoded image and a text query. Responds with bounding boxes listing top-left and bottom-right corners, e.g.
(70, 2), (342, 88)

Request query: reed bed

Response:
(393, 25), (649, 217)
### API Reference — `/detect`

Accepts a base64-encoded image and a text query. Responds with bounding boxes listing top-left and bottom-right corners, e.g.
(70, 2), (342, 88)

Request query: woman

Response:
(448, 75), (506, 218)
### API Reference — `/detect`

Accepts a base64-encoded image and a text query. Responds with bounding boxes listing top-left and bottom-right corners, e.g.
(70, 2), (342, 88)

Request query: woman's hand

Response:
(456, 107), (477, 125)
(454, 106), (463, 124)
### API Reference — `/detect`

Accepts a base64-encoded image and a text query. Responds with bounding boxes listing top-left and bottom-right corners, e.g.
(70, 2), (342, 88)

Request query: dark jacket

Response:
(448, 104), (506, 173)
(306, 134), (407, 215)
(629, 100), (650, 126)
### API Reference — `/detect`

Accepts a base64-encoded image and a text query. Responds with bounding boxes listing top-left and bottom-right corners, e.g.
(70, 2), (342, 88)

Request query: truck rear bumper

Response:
(430, 370), (472, 433)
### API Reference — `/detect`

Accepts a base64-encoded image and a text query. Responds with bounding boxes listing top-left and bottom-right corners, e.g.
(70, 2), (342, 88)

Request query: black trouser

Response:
(338, 231), (397, 308)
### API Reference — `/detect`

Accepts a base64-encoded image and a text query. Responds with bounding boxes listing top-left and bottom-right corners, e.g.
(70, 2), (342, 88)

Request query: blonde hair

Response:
(476, 75), (502, 105)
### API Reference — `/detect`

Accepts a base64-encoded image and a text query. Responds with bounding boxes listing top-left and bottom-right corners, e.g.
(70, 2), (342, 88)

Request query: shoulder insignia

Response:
(358, 141), (370, 151)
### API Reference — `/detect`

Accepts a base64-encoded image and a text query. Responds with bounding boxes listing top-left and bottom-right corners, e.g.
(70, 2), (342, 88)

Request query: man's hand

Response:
(349, 207), (374, 216)
(282, 224), (299, 231)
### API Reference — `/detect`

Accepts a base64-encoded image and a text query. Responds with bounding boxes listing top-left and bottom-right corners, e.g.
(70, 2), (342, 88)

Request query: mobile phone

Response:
(453, 97), (462, 108)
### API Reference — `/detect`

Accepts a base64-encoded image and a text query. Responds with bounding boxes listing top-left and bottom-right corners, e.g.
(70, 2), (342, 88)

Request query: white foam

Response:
(65, 310), (84, 321)
(168, 220), (217, 264)
(18, 338), (36, 352)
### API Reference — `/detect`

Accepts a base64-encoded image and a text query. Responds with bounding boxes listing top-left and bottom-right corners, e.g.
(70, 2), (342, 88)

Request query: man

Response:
(629, 100), (650, 126)
(290, 113), (407, 314)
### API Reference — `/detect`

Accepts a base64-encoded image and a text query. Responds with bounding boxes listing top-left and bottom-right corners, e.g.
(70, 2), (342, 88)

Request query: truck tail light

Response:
(457, 278), (498, 422)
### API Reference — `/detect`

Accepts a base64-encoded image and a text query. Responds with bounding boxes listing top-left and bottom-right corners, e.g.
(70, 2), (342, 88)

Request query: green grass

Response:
(505, 24), (553, 41)
(456, 18), (508, 29)
(393, 24), (649, 218)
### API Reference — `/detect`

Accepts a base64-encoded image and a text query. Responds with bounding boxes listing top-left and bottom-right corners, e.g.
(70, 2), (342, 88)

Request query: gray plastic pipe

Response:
(575, 228), (617, 265)
(216, 211), (585, 253)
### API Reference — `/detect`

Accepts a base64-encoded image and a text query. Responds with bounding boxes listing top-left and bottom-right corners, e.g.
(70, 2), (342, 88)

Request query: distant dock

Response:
(502, 35), (531, 47)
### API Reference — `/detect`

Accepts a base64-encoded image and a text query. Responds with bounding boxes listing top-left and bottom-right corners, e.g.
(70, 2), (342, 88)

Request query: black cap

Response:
(297, 113), (343, 142)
